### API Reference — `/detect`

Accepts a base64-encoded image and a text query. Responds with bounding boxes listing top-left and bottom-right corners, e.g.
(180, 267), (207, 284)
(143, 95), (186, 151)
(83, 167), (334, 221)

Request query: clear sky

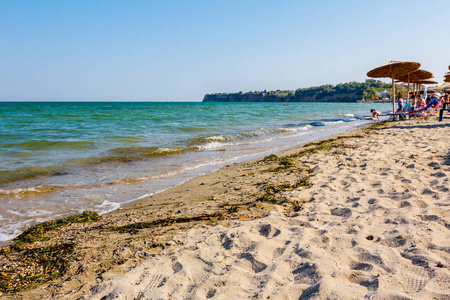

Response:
(1, 0), (449, 101)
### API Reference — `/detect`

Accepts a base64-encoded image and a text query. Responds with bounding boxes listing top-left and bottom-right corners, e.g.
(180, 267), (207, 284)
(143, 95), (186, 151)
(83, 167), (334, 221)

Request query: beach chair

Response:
(387, 112), (407, 121)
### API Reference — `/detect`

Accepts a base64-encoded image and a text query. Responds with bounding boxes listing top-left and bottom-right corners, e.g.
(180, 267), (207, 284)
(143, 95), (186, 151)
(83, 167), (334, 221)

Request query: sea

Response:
(0, 101), (391, 241)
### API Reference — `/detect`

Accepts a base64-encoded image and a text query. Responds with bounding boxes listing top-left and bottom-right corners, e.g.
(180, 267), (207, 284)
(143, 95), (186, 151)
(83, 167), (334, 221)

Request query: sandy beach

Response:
(2, 117), (450, 299)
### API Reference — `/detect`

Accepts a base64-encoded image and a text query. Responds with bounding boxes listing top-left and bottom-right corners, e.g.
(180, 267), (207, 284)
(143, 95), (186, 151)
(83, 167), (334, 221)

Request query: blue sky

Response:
(1, 0), (449, 101)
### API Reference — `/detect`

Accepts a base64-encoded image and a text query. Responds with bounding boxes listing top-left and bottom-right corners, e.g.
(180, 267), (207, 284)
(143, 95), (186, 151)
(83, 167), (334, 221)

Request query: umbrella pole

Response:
(392, 77), (396, 114)
(407, 74), (410, 103)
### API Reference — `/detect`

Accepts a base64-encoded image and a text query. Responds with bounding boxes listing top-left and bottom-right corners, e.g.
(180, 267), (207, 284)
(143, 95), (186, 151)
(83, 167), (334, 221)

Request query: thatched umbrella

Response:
(444, 72), (450, 83)
(399, 78), (438, 106)
(415, 79), (438, 85)
(428, 82), (450, 92)
(395, 69), (433, 102)
(367, 61), (421, 114)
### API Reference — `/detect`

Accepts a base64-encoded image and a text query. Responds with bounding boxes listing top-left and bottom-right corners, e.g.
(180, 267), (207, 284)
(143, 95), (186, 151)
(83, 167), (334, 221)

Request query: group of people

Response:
(370, 91), (450, 121)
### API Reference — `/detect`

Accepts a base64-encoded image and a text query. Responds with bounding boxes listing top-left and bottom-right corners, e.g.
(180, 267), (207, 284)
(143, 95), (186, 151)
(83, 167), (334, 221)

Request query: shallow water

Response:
(0, 101), (391, 241)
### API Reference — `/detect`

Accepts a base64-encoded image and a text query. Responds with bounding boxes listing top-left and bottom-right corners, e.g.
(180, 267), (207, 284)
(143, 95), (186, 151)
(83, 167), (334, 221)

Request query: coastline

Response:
(2, 117), (449, 299)
(0, 102), (389, 242)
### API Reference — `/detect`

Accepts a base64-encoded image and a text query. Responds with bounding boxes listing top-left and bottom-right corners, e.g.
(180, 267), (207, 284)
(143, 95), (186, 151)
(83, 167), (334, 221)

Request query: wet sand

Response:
(2, 117), (450, 299)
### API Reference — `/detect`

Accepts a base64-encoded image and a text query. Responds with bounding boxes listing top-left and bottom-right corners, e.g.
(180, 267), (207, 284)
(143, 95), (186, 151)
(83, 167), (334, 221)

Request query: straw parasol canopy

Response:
(367, 60), (421, 113)
(415, 79), (438, 85)
(444, 72), (450, 83)
(395, 69), (433, 83)
(395, 69), (433, 103)
(426, 82), (450, 92)
(367, 61), (420, 78)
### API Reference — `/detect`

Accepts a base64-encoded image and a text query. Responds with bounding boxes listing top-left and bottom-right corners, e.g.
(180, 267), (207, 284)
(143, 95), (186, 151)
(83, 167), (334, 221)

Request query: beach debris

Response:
(317, 223), (330, 230)
(110, 212), (224, 234)
(366, 235), (375, 241)
(14, 211), (100, 245)
(0, 211), (100, 294)
(239, 217), (246, 221)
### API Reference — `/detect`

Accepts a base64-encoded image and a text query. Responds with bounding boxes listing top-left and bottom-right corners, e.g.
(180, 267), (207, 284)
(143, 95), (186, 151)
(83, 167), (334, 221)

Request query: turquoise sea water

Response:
(0, 101), (391, 241)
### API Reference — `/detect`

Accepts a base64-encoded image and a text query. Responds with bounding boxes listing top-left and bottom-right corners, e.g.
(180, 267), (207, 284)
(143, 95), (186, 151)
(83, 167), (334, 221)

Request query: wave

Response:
(0, 185), (65, 199)
(0, 146), (189, 184)
(99, 146), (187, 160)
(7, 140), (97, 151)
(0, 166), (70, 185)
(0, 117), (360, 185)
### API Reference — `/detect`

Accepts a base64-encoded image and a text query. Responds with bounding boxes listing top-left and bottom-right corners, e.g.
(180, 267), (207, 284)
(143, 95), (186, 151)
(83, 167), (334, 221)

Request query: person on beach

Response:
(370, 108), (381, 121)
(418, 94), (426, 108)
(444, 92), (450, 103)
(410, 95), (417, 109)
(415, 94), (441, 112)
(396, 98), (404, 112)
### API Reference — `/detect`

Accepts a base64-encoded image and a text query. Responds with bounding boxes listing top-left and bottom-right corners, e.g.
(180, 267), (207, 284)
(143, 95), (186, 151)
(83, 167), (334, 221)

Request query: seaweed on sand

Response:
(364, 121), (389, 133)
(110, 212), (224, 234)
(302, 135), (364, 147)
(0, 243), (76, 294)
(14, 210), (100, 245)
(257, 176), (312, 205)
(290, 135), (362, 159)
(0, 211), (99, 294)
(261, 157), (296, 173)
(260, 154), (279, 162)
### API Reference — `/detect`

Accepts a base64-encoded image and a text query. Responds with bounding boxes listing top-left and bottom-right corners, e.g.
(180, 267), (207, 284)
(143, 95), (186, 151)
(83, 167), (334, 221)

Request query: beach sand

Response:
(2, 117), (450, 299)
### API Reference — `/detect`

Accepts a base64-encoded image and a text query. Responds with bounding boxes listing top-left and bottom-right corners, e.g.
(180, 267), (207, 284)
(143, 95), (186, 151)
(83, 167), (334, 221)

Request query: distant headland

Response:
(203, 79), (393, 103)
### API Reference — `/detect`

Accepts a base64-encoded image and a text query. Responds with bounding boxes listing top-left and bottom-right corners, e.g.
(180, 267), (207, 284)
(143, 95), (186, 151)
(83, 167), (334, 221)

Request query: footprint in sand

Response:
(258, 223), (281, 238)
(272, 242), (292, 259)
(431, 172), (446, 178)
(206, 288), (217, 298)
(140, 273), (165, 290)
(412, 199), (428, 208)
(358, 250), (391, 272)
(400, 265), (430, 295)
(292, 262), (319, 284)
(347, 271), (379, 292)
(239, 252), (267, 273)
(294, 245), (312, 259)
(172, 261), (183, 273)
(381, 235), (408, 248)
(351, 261), (374, 272)
(331, 207), (352, 219)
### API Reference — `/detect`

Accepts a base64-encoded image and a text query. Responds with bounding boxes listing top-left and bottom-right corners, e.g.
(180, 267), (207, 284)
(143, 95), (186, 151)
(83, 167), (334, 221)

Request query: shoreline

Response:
(2, 117), (449, 299)
(0, 116), (374, 243)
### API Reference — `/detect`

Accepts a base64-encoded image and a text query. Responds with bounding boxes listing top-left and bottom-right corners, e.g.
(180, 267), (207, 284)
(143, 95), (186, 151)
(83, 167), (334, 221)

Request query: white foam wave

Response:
(95, 200), (122, 215)
(0, 186), (40, 196)
(283, 125), (312, 132)
(206, 135), (227, 141)
(6, 209), (53, 218)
